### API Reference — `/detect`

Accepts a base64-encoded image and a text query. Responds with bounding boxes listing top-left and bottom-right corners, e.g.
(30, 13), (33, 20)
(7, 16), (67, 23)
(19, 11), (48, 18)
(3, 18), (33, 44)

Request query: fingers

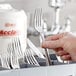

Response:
(45, 33), (67, 41)
(54, 48), (63, 52)
(56, 51), (69, 56)
(54, 48), (71, 61)
(42, 39), (63, 49)
(60, 55), (71, 61)
(42, 32), (69, 49)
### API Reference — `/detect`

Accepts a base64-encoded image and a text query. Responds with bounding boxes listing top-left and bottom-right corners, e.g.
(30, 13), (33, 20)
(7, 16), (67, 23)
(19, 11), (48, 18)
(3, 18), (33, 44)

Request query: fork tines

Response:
(34, 8), (43, 29)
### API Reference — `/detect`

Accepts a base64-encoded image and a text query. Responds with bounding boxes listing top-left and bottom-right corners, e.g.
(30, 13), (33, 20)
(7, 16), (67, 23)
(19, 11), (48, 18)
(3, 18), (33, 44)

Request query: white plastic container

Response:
(0, 4), (27, 68)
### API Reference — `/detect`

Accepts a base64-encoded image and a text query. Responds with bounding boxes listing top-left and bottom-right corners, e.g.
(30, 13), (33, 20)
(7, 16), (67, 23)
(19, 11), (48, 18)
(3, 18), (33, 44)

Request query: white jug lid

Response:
(0, 4), (13, 9)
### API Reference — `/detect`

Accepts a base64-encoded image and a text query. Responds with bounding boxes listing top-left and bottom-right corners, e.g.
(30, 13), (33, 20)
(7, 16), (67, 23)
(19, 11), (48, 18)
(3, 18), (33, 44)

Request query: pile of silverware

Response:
(0, 36), (69, 71)
(0, 7), (72, 70)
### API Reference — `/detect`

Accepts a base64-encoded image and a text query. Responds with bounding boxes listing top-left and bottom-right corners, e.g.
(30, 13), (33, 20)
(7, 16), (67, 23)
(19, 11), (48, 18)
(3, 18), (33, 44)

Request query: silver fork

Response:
(9, 38), (21, 69)
(13, 37), (24, 59)
(27, 38), (44, 59)
(34, 8), (52, 66)
(34, 8), (44, 44)
(7, 37), (26, 69)
(0, 54), (10, 69)
(0, 45), (11, 69)
(24, 49), (40, 66)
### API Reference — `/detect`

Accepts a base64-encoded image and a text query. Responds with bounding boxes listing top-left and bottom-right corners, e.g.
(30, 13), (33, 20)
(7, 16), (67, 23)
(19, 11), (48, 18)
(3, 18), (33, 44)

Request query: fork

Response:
(9, 38), (21, 69)
(34, 8), (52, 66)
(27, 38), (45, 59)
(13, 37), (24, 59)
(0, 46), (11, 69)
(7, 37), (26, 69)
(24, 49), (40, 66)
(0, 54), (10, 69)
(34, 8), (44, 44)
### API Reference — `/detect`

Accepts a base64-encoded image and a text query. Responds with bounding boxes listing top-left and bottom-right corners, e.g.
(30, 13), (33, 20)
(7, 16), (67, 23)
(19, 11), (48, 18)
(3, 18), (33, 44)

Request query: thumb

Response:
(42, 39), (63, 49)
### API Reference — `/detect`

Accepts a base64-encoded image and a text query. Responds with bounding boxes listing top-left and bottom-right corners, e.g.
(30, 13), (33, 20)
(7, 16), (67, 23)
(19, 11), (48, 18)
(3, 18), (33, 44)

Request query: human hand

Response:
(42, 32), (76, 61)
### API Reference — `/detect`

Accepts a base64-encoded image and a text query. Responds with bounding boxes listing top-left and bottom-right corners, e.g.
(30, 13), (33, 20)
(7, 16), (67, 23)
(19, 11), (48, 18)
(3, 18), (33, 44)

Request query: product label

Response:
(0, 22), (20, 37)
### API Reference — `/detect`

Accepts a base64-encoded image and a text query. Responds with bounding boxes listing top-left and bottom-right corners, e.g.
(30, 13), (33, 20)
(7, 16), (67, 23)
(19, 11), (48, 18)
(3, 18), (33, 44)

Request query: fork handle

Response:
(40, 34), (52, 66)
(44, 48), (52, 66)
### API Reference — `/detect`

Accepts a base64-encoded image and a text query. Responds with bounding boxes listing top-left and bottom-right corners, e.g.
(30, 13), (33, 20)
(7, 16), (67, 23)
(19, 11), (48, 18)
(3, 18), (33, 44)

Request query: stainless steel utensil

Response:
(0, 54), (10, 69)
(24, 49), (40, 66)
(27, 38), (44, 59)
(34, 8), (52, 66)
(9, 38), (21, 69)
